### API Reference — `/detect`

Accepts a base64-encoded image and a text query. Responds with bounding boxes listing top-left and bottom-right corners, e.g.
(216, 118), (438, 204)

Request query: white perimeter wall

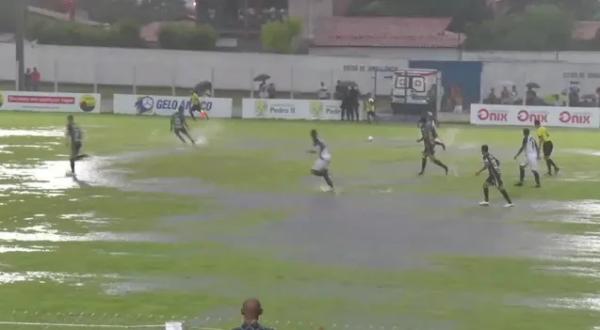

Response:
(3, 43), (600, 99)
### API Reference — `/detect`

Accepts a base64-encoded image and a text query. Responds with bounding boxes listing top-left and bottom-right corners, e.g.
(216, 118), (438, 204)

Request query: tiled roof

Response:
(313, 17), (465, 48)
(573, 21), (600, 40)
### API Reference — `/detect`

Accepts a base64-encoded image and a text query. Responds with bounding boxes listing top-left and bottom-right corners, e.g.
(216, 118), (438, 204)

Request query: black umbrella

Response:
(194, 81), (212, 93)
(254, 74), (271, 82)
(526, 82), (541, 89)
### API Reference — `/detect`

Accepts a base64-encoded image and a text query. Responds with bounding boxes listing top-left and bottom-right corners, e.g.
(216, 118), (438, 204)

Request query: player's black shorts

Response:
(191, 104), (201, 112)
(174, 128), (188, 135)
(71, 141), (82, 157)
(422, 142), (435, 157)
(543, 141), (554, 157)
(486, 173), (503, 187)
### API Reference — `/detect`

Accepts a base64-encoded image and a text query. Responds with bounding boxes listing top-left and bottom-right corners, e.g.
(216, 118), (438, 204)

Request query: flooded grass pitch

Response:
(1, 112), (600, 329)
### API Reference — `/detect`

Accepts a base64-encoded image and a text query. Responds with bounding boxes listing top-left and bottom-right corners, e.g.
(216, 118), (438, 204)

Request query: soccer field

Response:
(1, 112), (600, 329)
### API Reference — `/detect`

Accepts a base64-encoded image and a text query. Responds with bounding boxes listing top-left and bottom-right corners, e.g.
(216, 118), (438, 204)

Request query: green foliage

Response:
(348, 0), (491, 32)
(158, 22), (217, 50)
(261, 18), (303, 54)
(0, 0), (17, 33)
(79, 0), (139, 24)
(27, 17), (143, 48)
(79, 0), (186, 24)
(466, 4), (573, 50)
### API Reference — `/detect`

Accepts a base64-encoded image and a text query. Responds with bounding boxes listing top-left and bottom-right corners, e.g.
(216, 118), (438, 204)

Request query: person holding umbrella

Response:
(254, 74), (271, 99)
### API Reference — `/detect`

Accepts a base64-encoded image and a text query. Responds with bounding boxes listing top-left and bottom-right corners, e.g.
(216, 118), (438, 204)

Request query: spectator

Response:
(267, 83), (276, 99)
(349, 86), (360, 121)
(484, 88), (499, 104)
(341, 86), (350, 121)
(334, 80), (343, 100)
(232, 298), (273, 330)
(317, 82), (329, 100)
(569, 87), (580, 107)
(258, 81), (268, 99)
(543, 94), (561, 106)
(500, 86), (511, 104)
(31, 67), (41, 91)
(511, 85), (519, 103)
(24, 68), (32, 91)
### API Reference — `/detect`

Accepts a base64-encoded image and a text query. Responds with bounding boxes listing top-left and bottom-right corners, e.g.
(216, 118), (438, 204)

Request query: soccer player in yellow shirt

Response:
(534, 119), (560, 176)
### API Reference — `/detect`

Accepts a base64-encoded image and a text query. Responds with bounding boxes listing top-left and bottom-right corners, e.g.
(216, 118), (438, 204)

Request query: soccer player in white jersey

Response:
(514, 128), (541, 188)
(309, 129), (335, 192)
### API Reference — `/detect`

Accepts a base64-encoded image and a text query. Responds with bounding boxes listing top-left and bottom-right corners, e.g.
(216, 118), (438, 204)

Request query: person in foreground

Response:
(534, 119), (560, 176)
(171, 105), (195, 145)
(309, 129), (335, 192)
(514, 128), (541, 187)
(232, 298), (273, 330)
(65, 115), (89, 176)
(417, 117), (448, 176)
(476, 145), (514, 208)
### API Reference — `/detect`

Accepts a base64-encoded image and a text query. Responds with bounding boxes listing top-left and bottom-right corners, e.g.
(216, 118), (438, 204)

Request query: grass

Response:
(0, 112), (600, 329)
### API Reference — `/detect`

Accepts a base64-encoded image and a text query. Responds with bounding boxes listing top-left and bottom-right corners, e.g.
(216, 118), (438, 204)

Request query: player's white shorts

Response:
(312, 158), (331, 171)
(521, 154), (539, 171)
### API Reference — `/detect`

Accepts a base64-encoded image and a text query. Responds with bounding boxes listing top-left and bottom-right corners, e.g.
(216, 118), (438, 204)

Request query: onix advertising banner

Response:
(113, 94), (233, 118)
(242, 99), (344, 120)
(0, 91), (101, 113)
(470, 104), (600, 129)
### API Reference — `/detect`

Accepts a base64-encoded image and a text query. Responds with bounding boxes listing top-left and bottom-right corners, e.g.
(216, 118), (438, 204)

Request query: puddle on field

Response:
(565, 148), (600, 157)
(532, 200), (600, 225)
(0, 245), (52, 253)
(0, 222), (169, 243)
(0, 271), (119, 285)
(0, 128), (65, 138)
(542, 265), (600, 279)
(60, 212), (112, 226)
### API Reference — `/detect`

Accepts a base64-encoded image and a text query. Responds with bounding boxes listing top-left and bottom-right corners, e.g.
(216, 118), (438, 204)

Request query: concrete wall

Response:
(0, 43), (405, 96)
(3, 43), (600, 100)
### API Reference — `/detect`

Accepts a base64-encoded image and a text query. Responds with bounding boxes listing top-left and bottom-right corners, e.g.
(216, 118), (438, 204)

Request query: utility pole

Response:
(15, 0), (27, 91)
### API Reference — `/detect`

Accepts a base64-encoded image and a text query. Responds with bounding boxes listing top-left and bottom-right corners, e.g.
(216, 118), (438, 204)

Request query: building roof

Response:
(573, 21), (600, 40)
(313, 17), (465, 48)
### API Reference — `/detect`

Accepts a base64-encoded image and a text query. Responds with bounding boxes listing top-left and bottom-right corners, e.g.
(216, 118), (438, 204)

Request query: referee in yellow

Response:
(534, 119), (560, 176)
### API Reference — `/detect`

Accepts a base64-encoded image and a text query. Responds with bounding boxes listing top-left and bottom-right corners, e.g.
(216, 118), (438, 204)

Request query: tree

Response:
(261, 18), (303, 53)
(79, 0), (186, 24)
(466, 4), (573, 50)
(0, 0), (17, 32)
(137, 0), (187, 22)
(79, 0), (138, 24)
(347, 0), (490, 32)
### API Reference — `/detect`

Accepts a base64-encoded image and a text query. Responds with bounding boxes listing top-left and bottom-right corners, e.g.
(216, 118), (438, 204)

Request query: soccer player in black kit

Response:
(476, 145), (514, 207)
(417, 117), (448, 176)
(171, 105), (195, 145)
(65, 115), (89, 176)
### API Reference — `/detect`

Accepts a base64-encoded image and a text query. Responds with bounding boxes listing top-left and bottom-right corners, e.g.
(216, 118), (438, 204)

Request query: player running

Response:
(534, 119), (560, 176)
(476, 145), (514, 207)
(417, 117), (449, 176)
(514, 128), (541, 187)
(171, 105), (195, 145)
(65, 115), (89, 176)
(425, 112), (446, 150)
(309, 129), (335, 192)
